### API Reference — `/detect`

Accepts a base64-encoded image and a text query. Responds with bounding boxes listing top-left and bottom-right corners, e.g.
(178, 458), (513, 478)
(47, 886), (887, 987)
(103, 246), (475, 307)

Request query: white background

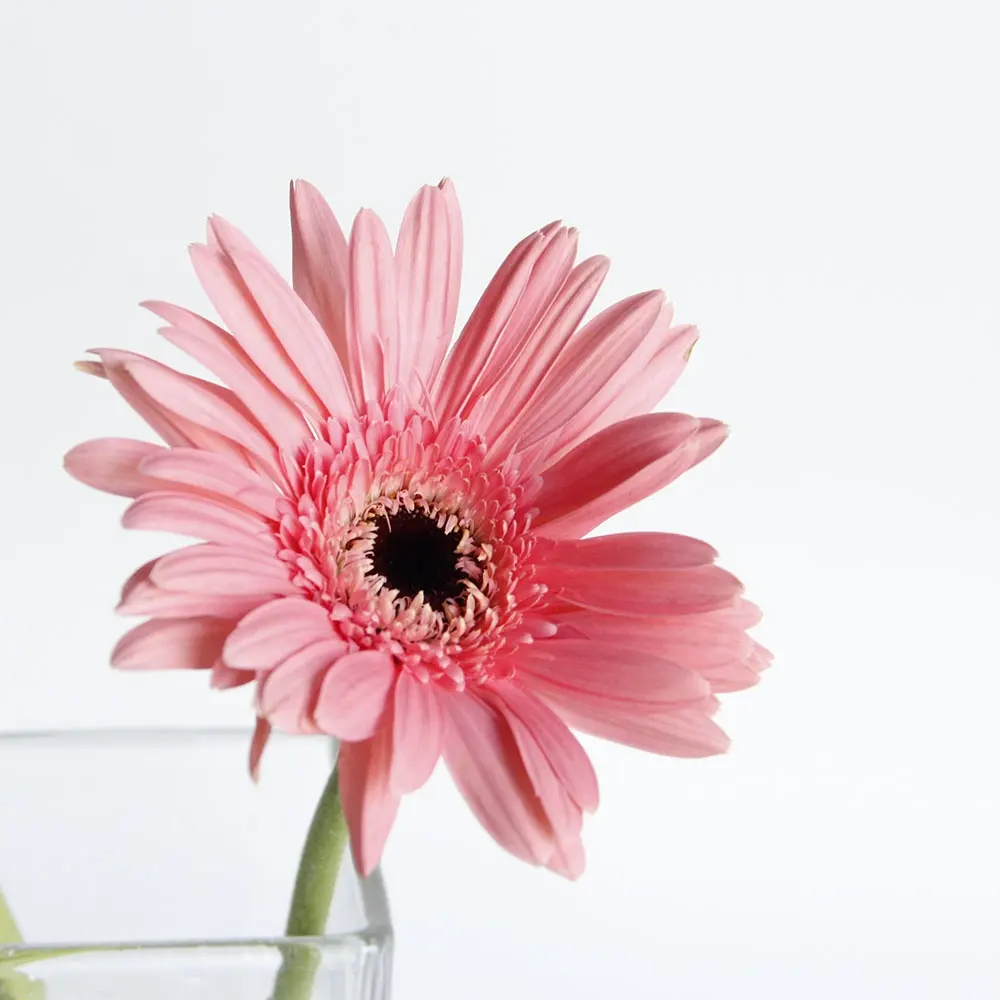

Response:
(1, 1), (998, 997)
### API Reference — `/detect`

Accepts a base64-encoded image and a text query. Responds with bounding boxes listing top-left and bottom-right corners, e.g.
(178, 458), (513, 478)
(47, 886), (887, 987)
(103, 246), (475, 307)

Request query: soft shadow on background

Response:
(0, 1), (996, 997)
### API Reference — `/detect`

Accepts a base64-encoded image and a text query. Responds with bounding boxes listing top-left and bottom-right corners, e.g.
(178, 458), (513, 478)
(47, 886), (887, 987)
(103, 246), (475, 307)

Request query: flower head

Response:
(65, 179), (769, 878)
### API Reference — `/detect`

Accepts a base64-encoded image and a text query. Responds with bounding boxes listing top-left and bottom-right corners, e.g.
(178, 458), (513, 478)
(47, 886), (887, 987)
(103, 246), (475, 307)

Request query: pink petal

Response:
(541, 695), (730, 758)
(433, 229), (547, 421)
(514, 639), (709, 709)
(223, 240), (356, 419)
(395, 184), (455, 393)
(189, 243), (326, 417)
(121, 356), (278, 469)
(513, 290), (666, 451)
(258, 640), (347, 732)
(117, 580), (265, 620)
(467, 226), (579, 411)
(111, 617), (234, 670)
(138, 448), (281, 518)
(389, 671), (444, 794)
(487, 680), (599, 813)
(440, 691), (555, 867)
(144, 299), (311, 452)
(347, 209), (396, 400)
(249, 716), (272, 782)
(211, 662), (255, 690)
(481, 255), (610, 451)
(289, 179), (350, 366)
(544, 532), (718, 570)
(425, 178), (463, 387)
(122, 491), (275, 549)
(545, 315), (698, 464)
(150, 543), (297, 597)
(85, 350), (196, 447)
(338, 728), (400, 877)
(314, 651), (397, 741)
(534, 412), (728, 539)
(546, 836), (586, 880)
(538, 562), (743, 617)
(64, 438), (167, 497)
(223, 596), (335, 670)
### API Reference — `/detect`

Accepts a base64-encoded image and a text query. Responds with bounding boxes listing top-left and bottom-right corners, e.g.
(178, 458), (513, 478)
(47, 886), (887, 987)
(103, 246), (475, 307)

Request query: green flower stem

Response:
(0, 890), (20, 946)
(271, 763), (350, 1000)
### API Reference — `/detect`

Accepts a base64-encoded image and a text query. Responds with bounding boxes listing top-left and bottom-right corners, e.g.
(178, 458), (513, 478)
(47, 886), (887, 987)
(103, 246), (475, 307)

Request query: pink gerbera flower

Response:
(65, 179), (769, 878)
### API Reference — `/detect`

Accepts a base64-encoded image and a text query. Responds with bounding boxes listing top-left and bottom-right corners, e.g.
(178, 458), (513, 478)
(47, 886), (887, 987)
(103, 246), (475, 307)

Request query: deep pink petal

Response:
(314, 651), (397, 741)
(223, 596), (335, 670)
(534, 412), (728, 539)
(111, 617), (234, 670)
(249, 716), (272, 782)
(290, 179), (350, 365)
(64, 438), (167, 497)
(389, 671), (444, 794)
(338, 728), (400, 877)
(150, 543), (297, 597)
(440, 691), (556, 867)
(122, 491), (275, 549)
(211, 662), (255, 690)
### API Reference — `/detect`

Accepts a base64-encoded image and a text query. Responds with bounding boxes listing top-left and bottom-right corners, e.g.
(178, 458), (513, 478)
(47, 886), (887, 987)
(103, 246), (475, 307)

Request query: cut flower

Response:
(66, 179), (769, 878)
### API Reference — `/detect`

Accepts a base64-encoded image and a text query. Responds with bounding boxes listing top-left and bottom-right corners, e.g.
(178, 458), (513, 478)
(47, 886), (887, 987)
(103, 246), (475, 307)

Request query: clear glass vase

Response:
(0, 729), (391, 999)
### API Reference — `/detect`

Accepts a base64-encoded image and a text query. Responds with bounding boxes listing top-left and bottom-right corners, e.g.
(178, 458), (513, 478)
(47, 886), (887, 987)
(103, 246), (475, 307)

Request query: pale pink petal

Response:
(150, 543), (297, 597)
(289, 179), (350, 365)
(425, 178), (463, 387)
(389, 671), (444, 794)
(117, 575), (265, 620)
(511, 290), (666, 451)
(538, 562), (743, 617)
(111, 617), (234, 670)
(514, 639), (709, 708)
(546, 319), (700, 464)
(440, 691), (555, 867)
(481, 255), (610, 451)
(121, 355), (278, 469)
(144, 299), (312, 452)
(84, 350), (195, 447)
(314, 651), (397, 741)
(487, 680), (599, 813)
(433, 230), (547, 421)
(189, 244), (326, 417)
(258, 640), (347, 732)
(466, 226), (578, 411)
(249, 716), (272, 782)
(544, 532), (718, 570)
(546, 836), (586, 880)
(138, 449), (281, 518)
(221, 239), (356, 419)
(395, 184), (454, 392)
(347, 209), (396, 400)
(338, 728), (400, 877)
(534, 413), (728, 539)
(64, 438), (166, 497)
(540, 694), (730, 758)
(122, 491), (275, 549)
(223, 596), (335, 670)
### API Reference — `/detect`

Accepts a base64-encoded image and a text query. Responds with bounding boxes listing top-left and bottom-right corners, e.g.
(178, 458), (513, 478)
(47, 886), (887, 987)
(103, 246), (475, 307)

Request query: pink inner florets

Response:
(273, 394), (547, 689)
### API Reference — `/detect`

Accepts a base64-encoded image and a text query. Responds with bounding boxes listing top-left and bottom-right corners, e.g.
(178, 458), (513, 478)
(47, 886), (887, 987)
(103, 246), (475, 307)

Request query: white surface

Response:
(1, 0), (997, 997)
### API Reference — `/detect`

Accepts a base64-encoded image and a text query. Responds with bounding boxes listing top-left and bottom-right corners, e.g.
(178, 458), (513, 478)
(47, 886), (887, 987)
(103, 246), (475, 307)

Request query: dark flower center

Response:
(370, 509), (467, 610)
